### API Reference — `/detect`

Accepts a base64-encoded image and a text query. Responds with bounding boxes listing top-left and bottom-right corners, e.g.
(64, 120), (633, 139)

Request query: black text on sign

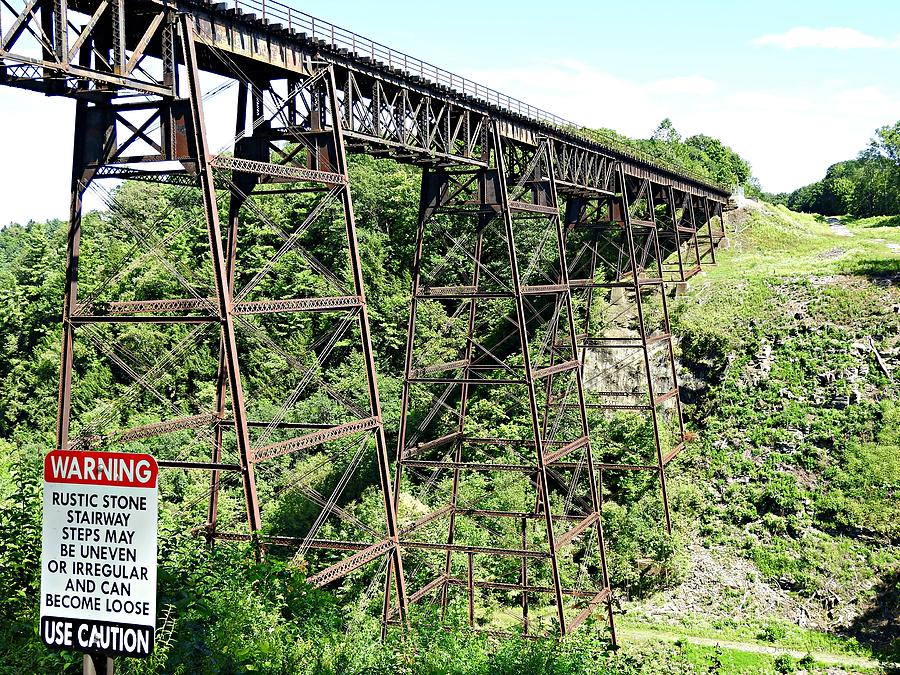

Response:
(40, 450), (158, 658)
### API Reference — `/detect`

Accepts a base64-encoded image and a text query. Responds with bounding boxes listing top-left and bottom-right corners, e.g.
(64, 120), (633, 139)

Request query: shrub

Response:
(773, 653), (795, 674)
(757, 622), (787, 643)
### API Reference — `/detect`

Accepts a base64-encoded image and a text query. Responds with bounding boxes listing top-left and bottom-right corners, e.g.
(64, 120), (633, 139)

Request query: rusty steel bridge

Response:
(0, 0), (729, 649)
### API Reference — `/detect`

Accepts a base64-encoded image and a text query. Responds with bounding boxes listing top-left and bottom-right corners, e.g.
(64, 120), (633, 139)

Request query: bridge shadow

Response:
(855, 215), (900, 228)
(813, 214), (900, 228)
(842, 257), (900, 282)
(841, 568), (900, 669)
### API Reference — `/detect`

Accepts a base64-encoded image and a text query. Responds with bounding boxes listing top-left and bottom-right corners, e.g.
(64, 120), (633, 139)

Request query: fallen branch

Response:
(868, 336), (892, 379)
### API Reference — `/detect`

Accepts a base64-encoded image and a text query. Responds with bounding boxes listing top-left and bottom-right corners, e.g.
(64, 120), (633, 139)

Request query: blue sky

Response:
(1, 0), (899, 224)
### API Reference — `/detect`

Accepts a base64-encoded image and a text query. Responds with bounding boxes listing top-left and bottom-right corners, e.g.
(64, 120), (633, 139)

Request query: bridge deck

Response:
(40, 0), (729, 200)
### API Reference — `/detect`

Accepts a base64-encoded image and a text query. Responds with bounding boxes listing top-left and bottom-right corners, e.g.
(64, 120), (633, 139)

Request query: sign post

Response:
(40, 450), (158, 663)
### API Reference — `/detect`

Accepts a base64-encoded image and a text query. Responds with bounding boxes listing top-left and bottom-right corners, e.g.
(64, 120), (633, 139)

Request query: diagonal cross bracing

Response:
(0, 0), (729, 647)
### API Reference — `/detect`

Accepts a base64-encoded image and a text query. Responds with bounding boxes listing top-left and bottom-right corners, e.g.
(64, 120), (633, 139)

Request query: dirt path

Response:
(618, 626), (888, 672)
(827, 216), (854, 237)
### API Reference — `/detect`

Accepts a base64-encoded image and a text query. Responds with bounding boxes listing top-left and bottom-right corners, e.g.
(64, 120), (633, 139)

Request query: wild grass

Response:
(713, 206), (900, 280)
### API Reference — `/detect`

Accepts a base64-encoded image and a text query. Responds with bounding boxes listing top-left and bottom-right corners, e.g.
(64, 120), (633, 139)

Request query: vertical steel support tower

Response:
(41, 9), (408, 616)
(698, 196), (725, 265)
(657, 185), (704, 283)
(564, 166), (687, 534)
(385, 127), (615, 639)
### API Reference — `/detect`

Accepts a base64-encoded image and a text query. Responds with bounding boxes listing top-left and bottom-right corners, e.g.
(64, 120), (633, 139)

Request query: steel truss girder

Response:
(1, 0), (733, 207)
(184, 1), (702, 194)
(4, 0), (729, 200)
(214, 1), (726, 196)
(0, 0), (178, 96)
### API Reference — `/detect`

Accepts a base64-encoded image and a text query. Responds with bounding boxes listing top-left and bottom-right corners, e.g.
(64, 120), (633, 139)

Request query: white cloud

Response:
(647, 76), (718, 96)
(467, 61), (720, 137)
(466, 59), (900, 193)
(830, 85), (894, 107)
(666, 84), (900, 192)
(752, 26), (900, 50)
(723, 91), (813, 113)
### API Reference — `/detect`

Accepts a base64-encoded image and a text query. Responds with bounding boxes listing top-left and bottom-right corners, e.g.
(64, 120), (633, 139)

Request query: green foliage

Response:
(787, 118), (900, 217)
(757, 622), (787, 643)
(817, 400), (900, 539)
(582, 119), (755, 191)
(0, 442), (79, 671)
(0, 443), (42, 625)
(603, 497), (690, 598)
(1, 130), (895, 672)
(760, 473), (802, 516)
(666, 204), (900, 665)
(683, 133), (751, 186)
(773, 653), (795, 674)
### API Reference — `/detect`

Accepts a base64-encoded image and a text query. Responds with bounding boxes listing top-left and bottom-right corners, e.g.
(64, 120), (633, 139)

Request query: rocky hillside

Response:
(620, 203), (900, 671)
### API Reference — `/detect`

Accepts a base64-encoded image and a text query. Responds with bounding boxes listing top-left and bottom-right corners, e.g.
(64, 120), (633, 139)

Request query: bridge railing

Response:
(215, 0), (727, 193)
(221, 0), (571, 128)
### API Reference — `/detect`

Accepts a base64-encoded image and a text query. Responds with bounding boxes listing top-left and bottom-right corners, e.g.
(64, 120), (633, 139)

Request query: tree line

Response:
(766, 120), (900, 217)
(585, 118), (754, 191)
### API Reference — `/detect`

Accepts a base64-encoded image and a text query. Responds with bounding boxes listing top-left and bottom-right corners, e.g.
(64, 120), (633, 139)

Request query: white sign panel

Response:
(40, 450), (158, 658)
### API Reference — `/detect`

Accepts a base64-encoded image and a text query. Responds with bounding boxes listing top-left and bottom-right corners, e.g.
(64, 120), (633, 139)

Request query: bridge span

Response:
(0, 0), (728, 645)
(2, 0), (729, 200)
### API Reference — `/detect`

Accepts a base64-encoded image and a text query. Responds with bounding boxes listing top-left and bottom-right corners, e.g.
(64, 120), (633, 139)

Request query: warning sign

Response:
(40, 450), (158, 658)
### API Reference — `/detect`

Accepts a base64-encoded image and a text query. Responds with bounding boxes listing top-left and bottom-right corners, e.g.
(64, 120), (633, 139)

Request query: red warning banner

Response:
(44, 451), (158, 488)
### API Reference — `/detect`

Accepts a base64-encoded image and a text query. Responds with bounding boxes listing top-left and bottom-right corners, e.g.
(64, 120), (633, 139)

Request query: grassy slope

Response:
(621, 205), (900, 672)
(1, 203), (897, 674)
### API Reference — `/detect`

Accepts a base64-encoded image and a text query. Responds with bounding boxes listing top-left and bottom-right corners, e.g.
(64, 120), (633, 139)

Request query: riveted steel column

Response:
(492, 123), (568, 634)
(618, 168), (672, 534)
(208, 80), (250, 538)
(56, 99), (90, 451)
(666, 186), (687, 282)
(546, 140), (616, 644)
(181, 15), (263, 544)
(325, 66), (409, 625)
(686, 193), (703, 272)
(440, 185), (487, 618)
